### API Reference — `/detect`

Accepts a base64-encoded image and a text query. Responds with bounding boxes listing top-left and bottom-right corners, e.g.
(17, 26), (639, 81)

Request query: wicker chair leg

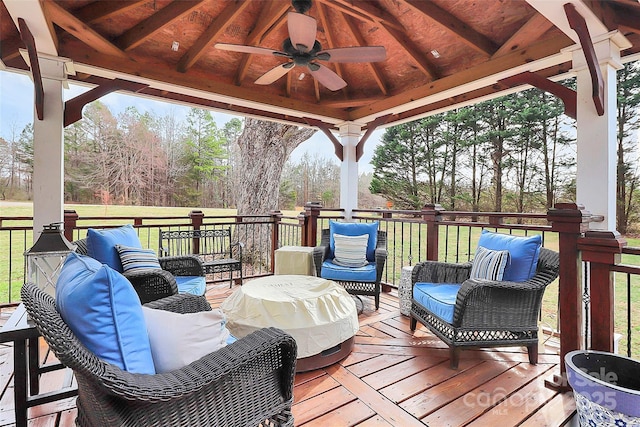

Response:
(527, 344), (538, 364)
(375, 292), (380, 310)
(450, 347), (461, 369)
(410, 316), (417, 331)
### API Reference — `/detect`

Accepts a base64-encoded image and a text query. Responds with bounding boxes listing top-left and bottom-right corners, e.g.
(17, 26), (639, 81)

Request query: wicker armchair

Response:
(75, 238), (203, 304)
(313, 228), (387, 309)
(21, 283), (297, 427)
(410, 248), (559, 369)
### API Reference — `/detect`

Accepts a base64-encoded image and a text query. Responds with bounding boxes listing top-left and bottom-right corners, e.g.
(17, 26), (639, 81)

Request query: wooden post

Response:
(63, 210), (78, 242)
(297, 212), (308, 246)
(545, 202), (591, 390)
(189, 210), (204, 255)
(578, 231), (626, 352)
(270, 211), (282, 273)
(304, 202), (322, 247)
(422, 204), (443, 261)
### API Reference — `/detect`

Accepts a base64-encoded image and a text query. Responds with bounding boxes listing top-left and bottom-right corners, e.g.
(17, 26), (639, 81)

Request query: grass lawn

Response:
(2, 202), (639, 357)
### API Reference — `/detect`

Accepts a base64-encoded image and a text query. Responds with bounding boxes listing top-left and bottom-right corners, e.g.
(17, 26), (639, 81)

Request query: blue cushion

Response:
(55, 252), (155, 374)
(329, 221), (378, 261)
(175, 276), (206, 295)
(87, 225), (142, 273)
(477, 230), (542, 282)
(413, 282), (461, 324)
(321, 260), (377, 282)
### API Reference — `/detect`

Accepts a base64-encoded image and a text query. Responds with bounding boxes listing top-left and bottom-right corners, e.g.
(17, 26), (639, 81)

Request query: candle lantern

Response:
(24, 223), (76, 297)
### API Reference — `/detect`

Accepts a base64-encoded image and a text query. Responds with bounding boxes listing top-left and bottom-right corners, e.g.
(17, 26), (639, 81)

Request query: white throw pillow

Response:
(142, 306), (230, 373)
(332, 233), (369, 267)
(470, 246), (510, 281)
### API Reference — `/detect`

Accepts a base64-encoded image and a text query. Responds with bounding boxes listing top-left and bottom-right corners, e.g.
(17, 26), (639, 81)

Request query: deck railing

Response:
(1, 203), (638, 363)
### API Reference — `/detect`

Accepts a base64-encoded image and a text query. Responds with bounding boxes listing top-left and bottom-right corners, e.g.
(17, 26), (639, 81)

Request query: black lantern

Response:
(24, 223), (76, 297)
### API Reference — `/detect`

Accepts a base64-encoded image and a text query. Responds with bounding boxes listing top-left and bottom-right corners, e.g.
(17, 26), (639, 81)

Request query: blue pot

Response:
(565, 350), (640, 426)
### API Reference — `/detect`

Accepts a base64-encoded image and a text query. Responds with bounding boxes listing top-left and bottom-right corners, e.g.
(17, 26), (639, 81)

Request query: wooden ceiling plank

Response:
(72, 1), (147, 24)
(617, 14), (640, 35)
(349, 35), (574, 121)
(43, 1), (127, 59)
(342, 14), (388, 95)
(402, 0), (497, 57)
(115, 0), (204, 51)
(382, 24), (438, 80)
(321, 0), (404, 32)
(493, 13), (554, 58)
(177, 0), (250, 73)
(18, 18), (43, 121)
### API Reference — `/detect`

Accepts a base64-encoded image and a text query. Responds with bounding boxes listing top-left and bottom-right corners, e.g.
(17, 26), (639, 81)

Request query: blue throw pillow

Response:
(87, 224), (142, 272)
(116, 245), (161, 273)
(329, 221), (378, 261)
(55, 252), (155, 374)
(477, 230), (542, 282)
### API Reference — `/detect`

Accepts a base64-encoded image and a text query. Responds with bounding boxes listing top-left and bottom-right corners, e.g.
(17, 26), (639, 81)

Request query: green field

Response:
(2, 202), (639, 357)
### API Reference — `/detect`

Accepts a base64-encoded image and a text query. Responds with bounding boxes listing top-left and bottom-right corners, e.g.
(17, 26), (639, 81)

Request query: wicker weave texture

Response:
(21, 283), (297, 427)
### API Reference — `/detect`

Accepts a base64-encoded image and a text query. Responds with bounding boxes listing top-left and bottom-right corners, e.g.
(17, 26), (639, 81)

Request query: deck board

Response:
(0, 283), (575, 427)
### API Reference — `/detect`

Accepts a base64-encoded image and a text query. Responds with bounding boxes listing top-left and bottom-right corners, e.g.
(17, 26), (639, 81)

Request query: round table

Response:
(220, 275), (359, 371)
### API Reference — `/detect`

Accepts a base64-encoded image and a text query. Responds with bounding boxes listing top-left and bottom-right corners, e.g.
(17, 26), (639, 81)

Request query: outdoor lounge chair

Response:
(410, 232), (559, 369)
(313, 221), (387, 310)
(21, 282), (297, 427)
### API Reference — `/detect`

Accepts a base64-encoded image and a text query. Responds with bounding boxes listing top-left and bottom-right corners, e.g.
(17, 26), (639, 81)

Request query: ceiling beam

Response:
(177, 0), (251, 73)
(343, 13), (388, 95)
(493, 13), (555, 58)
(319, 0), (404, 32)
(402, 0), (498, 57)
(44, 1), (127, 59)
(316, 2), (347, 99)
(72, 1), (147, 24)
(381, 23), (439, 80)
(4, 0), (58, 55)
(115, 0), (204, 51)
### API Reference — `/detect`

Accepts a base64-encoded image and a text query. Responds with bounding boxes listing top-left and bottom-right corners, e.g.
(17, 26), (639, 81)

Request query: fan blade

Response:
(255, 63), (293, 85)
(320, 46), (387, 63)
(215, 43), (283, 56)
(309, 64), (347, 91)
(288, 12), (316, 52)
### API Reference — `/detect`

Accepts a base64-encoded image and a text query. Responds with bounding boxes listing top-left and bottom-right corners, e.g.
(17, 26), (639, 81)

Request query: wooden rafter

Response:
(235, 1), (290, 85)
(304, 118), (343, 161)
(319, 0), (404, 32)
(64, 79), (148, 127)
(493, 13), (554, 58)
(564, 3), (604, 116)
(498, 71), (577, 119)
(72, 1), (146, 24)
(44, 1), (127, 59)
(403, 0), (497, 57)
(381, 24), (439, 81)
(115, 1), (203, 51)
(18, 18), (44, 121)
(343, 14), (388, 95)
(177, 0), (251, 73)
(316, 2), (346, 99)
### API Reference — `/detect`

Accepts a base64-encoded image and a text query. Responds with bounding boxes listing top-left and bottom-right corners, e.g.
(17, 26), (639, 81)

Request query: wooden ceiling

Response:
(1, 0), (640, 130)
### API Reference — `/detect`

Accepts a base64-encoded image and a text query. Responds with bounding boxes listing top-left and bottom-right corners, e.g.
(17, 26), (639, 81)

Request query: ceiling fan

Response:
(214, 0), (386, 91)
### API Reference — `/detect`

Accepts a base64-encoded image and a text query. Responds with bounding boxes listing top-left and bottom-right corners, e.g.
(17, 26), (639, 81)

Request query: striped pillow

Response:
(116, 245), (161, 273)
(470, 246), (509, 281)
(332, 233), (369, 268)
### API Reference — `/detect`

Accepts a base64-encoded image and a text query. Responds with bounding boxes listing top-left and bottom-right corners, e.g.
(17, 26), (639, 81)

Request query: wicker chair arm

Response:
(313, 245), (329, 276)
(374, 247), (387, 282)
(144, 293), (212, 313)
(123, 269), (179, 304)
(96, 327), (297, 402)
(158, 255), (204, 276)
(411, 261), (472, 288)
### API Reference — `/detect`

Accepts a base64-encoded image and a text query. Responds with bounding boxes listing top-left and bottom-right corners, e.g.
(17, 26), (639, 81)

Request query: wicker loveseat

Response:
(410, 247), (559, 369)
(21, 282), (297, 426)
(75, 238), (204, 304)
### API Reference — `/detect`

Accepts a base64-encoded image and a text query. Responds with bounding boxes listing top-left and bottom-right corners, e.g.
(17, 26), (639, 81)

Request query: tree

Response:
(235, 118), (315, 264)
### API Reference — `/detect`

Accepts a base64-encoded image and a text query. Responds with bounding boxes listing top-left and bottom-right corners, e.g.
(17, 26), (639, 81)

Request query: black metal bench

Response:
(159, 228), (243, 287)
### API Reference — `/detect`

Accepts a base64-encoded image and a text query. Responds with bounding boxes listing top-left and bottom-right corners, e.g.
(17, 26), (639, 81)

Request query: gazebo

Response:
(2, 0), (640, 388)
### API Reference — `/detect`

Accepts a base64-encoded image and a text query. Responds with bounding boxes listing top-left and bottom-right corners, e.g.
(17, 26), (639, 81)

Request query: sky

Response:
(0, 69), (382, 173)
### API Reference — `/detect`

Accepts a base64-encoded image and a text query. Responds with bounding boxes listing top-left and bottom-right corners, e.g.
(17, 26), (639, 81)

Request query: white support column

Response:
(571, 36), (624, 230)
(32, 56), (67, 241)
(338, 122), (363, 220)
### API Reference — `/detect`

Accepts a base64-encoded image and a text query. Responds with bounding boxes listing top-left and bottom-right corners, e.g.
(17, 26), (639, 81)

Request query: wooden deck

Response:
(0, 283), (576, 426)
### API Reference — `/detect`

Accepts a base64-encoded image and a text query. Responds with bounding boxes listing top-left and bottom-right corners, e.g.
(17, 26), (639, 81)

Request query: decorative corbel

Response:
(498, 71), (577, 119)
(64, 79), (148, 126)
(304, 118), (343, 161)
(356, 114), (393, 161)
(564, 3), (605, 116)
(18, 18), (44, 120)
